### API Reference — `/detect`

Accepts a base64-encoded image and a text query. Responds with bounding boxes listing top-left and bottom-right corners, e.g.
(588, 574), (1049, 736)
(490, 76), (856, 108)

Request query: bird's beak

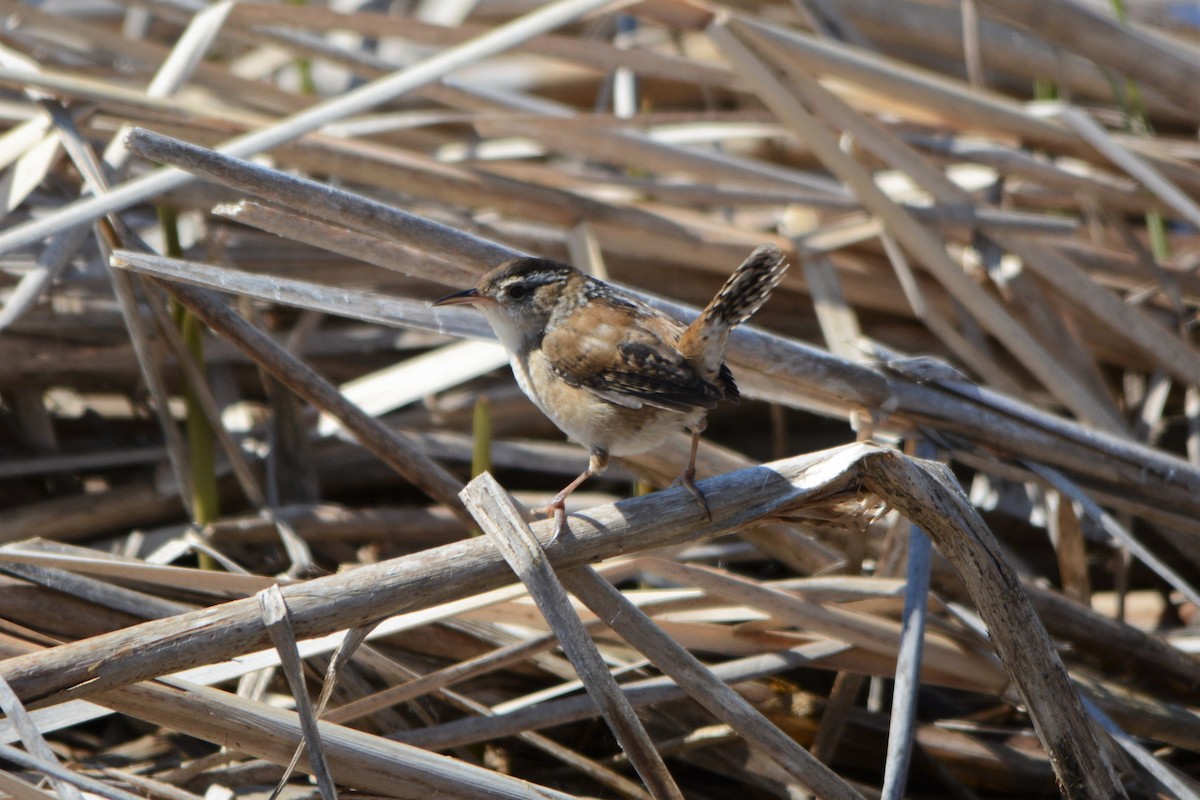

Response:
(432, 287), (492, 307)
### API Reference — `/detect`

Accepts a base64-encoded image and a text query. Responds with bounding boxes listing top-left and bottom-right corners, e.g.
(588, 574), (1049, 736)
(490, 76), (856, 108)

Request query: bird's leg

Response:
(539, 450), (608, 542)
(677, 423), (712, 521)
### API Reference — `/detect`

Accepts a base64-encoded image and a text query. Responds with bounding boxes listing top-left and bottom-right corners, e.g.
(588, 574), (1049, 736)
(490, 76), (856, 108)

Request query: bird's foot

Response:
(673, 468), (712, 521)
(533, 495), (571, 543)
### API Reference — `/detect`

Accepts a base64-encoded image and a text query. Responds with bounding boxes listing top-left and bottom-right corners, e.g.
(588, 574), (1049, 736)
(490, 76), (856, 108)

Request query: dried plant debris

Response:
(2, 1), (1200, 798)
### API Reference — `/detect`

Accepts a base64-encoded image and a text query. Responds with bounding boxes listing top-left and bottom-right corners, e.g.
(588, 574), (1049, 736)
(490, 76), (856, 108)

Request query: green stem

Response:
(286, 0), (317, 96)
(1146, 209), (1169, 261)
(159, 207), (219, 561)
(1032, 76), (1057, 102)
(1107, 0), (1169, 259)
(470, 396), (492, 537)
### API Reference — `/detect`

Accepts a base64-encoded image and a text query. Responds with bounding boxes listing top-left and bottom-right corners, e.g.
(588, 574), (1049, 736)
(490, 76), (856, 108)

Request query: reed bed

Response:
(1, 1), (1199, 798)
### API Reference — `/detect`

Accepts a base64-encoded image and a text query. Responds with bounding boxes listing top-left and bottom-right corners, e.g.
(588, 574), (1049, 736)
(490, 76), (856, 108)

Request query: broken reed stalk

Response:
(858, 450), (1122, 799)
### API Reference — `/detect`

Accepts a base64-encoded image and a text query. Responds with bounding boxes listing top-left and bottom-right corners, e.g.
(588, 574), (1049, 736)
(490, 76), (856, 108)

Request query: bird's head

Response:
(433, 257), (582, 352)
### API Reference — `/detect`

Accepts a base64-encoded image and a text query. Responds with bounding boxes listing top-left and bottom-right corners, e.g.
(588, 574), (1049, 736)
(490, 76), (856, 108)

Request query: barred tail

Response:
(679, 244), (788, 382)
(700, 244), (788, 332)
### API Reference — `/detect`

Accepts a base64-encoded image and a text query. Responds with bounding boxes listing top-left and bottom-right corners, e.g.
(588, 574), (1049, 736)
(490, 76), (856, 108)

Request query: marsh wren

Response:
(434, 244), (788, 534)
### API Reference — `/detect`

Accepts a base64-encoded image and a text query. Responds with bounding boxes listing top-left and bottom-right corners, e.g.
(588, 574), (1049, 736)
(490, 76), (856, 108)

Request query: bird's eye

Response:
(506, 284), (528, 300)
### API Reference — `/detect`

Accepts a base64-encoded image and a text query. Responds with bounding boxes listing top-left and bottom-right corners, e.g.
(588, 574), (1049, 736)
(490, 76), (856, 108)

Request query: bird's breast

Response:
(511, 349), (697, 456)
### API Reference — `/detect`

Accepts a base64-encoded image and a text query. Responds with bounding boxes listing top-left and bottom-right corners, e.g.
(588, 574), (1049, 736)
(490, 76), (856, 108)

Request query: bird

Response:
(433, 244), (788, 536)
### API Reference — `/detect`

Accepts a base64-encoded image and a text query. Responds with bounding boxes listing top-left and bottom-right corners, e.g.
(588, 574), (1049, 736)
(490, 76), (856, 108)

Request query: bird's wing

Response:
(540, 307), (725, 413)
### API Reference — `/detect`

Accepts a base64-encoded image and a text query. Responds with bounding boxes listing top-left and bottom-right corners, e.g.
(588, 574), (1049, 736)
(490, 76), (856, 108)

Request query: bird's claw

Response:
(674, 470), (713, 521)
(533, 499), (570, 543)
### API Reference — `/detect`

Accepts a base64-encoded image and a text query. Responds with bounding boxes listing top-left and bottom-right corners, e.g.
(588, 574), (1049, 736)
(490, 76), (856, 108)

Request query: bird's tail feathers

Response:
(678, 244), (788, 381)
(700, 244), (788, 332)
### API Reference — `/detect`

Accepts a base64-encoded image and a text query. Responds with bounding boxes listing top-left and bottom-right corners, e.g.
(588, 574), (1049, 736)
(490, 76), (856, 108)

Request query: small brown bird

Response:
(434, 244), (788, 533)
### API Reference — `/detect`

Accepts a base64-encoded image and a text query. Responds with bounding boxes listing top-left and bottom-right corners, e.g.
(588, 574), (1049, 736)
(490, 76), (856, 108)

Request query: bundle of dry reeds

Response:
(2, 1), (1200, 798)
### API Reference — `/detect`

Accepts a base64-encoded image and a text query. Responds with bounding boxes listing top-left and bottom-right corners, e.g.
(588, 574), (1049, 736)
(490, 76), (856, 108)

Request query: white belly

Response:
(508, 352), (696, 456)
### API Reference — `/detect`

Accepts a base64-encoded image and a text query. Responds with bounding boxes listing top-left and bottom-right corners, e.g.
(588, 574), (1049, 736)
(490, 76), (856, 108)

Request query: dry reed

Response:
(1, 1), (1199, 798)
